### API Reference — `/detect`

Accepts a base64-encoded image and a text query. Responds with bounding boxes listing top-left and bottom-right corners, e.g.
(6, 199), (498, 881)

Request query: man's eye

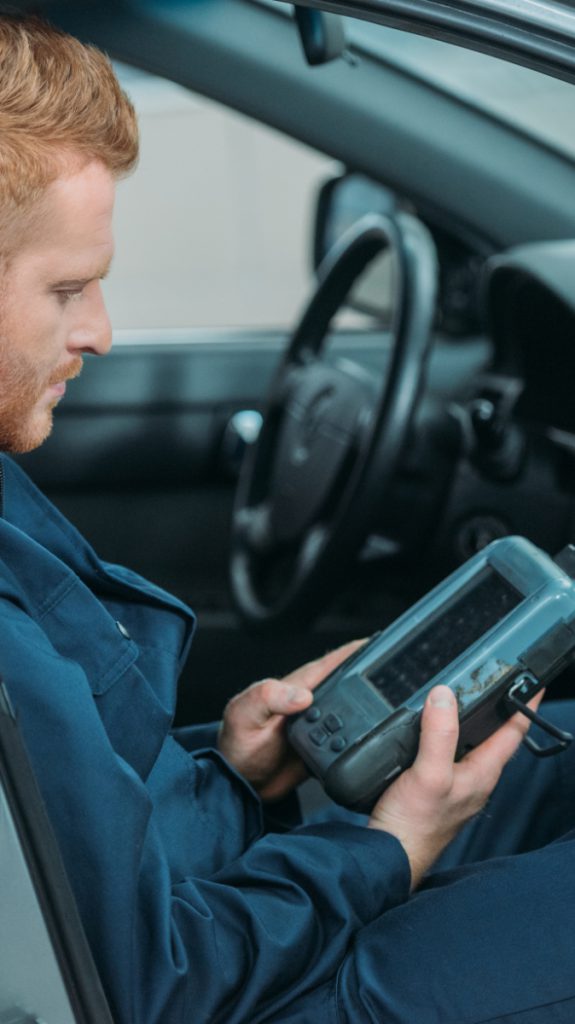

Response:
(55, 289), (84, 305)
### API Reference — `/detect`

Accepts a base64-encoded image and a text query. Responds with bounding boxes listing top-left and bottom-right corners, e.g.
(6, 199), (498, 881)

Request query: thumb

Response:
(225, 679), (312, 730)
(412, 685), (460, 787)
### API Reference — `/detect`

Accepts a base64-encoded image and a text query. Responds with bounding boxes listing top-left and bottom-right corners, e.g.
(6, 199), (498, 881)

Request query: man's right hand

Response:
(368, 684), (542, 889)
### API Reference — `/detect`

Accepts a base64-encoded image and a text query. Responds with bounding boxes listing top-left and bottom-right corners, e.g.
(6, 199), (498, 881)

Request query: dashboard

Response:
(422, 239), (575, 572)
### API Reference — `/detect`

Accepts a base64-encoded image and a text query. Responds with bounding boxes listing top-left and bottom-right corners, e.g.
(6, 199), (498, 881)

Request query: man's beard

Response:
(0, 348), (82, 453)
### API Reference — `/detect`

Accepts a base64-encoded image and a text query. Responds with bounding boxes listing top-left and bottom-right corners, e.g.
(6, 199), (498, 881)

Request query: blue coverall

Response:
(1, 454), (575, 1023)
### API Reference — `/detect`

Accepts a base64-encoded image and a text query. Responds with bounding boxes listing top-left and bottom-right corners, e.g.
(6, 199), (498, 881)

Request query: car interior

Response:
(2, 0), (575, 1017)
(10, 0), (574, 723)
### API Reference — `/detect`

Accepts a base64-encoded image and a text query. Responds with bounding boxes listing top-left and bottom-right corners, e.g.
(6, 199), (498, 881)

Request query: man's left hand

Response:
(218, 640), (364, 801)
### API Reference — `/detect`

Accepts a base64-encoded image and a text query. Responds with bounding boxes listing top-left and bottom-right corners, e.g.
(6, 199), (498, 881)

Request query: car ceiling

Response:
(19, 0), (575, 253)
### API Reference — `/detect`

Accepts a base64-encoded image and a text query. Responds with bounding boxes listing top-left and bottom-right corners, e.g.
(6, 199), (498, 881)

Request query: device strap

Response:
(507, 677), (573, 757)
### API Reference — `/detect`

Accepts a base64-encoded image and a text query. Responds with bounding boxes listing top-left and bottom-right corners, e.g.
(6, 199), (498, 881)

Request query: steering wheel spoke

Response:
(268, 360), (315, 412)
(296, 524), (330, 580)
(233, 503), (275, 555)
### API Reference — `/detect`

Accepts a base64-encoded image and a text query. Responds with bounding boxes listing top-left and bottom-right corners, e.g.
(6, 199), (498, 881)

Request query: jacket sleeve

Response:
(171, 721), (220, 749)
(170, 722), (303, 834)
(5, 614), (410, 1024)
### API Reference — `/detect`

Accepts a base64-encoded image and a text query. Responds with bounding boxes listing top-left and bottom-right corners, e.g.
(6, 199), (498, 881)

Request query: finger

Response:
(225, 678), (312, 730)
(411, 685), (460, 789)
(282, 638), (367, 691)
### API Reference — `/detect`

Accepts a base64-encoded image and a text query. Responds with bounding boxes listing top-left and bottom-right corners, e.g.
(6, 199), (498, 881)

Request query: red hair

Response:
(0, 16), (138, 216)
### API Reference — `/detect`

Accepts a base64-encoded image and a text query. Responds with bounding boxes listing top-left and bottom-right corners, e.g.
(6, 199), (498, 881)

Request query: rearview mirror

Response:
(293, 7), (346, 66)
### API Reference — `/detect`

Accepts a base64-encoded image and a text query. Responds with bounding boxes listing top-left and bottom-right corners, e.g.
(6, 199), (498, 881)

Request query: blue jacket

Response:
(0, 455), (410, 1023)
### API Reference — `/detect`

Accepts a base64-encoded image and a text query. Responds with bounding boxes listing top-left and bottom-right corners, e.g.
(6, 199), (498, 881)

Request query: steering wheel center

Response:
(269, 365), (367, 543)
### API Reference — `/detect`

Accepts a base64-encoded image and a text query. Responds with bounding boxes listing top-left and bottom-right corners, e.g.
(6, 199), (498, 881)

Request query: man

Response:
(1, 14), (575, 1024)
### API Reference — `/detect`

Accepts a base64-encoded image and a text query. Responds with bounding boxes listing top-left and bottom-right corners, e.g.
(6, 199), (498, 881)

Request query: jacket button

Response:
(115, 620), (130, 639)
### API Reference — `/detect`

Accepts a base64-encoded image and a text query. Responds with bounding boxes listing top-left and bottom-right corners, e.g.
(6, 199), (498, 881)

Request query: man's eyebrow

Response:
(51, 259), (114, 289)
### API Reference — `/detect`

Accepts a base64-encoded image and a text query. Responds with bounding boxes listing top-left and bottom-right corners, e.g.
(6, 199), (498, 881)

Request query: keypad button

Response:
(305, 707), (321, 723)
(324, 713), (343, 734)
(309, 727), (328, 746)
(330, 736), (347, 752)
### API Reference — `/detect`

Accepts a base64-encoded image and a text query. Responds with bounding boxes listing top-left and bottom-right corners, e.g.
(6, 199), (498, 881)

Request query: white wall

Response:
(104, 65), (340, 330)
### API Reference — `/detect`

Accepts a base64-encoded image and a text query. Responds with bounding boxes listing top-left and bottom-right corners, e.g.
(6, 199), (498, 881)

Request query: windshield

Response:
(261, 0), (575, 160)
(348, 20), (575, 160)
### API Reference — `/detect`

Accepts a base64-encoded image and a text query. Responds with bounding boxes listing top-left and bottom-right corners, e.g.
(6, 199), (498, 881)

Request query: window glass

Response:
(348, 21), (575, 160)
(104, 64), (339, 330)
(260, 0), (575, 158)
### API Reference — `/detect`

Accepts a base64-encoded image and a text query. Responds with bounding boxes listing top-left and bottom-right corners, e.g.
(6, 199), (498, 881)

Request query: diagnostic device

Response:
(287, 537), (575, 810)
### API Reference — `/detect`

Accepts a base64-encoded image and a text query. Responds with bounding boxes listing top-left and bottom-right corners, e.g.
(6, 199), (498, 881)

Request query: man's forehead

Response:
(15, 236), (115, 284)
(50, 159), (116, 213)
(8, 162), (116, 279)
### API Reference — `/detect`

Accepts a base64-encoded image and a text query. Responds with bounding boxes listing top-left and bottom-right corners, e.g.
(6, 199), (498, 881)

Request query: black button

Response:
(305, 707), (321, 723)
(309, 727), (328, 746)
(330, 736), (347, 752)
(324, 713), (343, 734)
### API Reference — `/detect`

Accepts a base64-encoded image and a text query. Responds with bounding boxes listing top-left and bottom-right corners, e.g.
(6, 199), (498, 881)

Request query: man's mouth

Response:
(46, 358), (84, 398)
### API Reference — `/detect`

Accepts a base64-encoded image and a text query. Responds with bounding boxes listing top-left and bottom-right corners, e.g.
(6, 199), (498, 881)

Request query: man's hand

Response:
(369, 684), (543, 889)
(218, 640), (364, 801)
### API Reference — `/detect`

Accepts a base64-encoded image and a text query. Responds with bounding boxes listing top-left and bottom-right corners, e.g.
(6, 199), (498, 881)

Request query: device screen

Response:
(365, 569), (522, 707)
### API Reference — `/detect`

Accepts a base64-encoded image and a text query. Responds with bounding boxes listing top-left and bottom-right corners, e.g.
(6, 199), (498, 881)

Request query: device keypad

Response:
(305, 707), (349, 753)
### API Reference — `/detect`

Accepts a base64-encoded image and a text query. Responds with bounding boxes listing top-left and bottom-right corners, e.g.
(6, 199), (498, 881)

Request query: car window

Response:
(104, 63), (340, 332)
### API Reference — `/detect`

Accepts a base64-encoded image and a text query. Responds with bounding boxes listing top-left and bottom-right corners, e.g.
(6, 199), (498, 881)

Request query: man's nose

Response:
(67, 282), (113, 356)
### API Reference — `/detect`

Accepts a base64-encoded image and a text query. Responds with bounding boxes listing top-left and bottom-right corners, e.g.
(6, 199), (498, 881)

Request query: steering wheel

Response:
(230, 212), (437, 629)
